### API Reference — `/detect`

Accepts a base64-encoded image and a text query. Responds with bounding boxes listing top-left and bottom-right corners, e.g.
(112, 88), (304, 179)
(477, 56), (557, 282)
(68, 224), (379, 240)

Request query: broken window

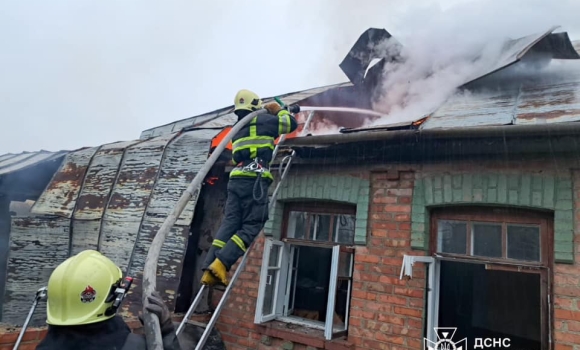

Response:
(254, 202), (355, 340)
(406, 207), (552, 350)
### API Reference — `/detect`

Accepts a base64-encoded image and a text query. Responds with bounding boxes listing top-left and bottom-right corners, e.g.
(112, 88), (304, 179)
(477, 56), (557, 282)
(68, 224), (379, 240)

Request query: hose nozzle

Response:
(287, 104), (300, 114)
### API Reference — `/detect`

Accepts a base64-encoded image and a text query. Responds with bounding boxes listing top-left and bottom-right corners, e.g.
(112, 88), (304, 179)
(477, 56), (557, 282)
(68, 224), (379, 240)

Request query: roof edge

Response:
(283, 121), (580, 147)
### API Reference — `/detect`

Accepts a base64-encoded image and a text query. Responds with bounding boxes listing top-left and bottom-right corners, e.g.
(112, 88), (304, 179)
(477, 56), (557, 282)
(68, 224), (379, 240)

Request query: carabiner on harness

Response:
(241, 159), (265, 173)
(239, 158), (267, 201)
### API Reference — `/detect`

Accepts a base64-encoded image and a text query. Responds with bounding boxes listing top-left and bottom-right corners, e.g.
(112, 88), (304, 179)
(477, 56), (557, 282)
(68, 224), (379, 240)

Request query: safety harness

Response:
(236, 157), (268, 201)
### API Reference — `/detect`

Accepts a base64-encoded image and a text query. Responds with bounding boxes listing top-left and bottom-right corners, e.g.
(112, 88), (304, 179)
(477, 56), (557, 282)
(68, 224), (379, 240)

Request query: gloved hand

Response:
(143, 291), (174, 335)
(287, 104), (301, 114)
(264, 102), (283, 115)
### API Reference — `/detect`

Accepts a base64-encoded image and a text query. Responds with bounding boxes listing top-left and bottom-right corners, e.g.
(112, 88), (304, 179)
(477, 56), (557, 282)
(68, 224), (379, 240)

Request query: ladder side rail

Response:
(142, 108), (268, 350)
(192, 113), (315, 349)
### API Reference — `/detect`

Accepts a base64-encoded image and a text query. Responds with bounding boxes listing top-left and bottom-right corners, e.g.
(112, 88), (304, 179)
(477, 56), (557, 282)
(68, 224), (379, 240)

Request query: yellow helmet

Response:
(234, 89), (262, 112)
(46, 250), (127, 326)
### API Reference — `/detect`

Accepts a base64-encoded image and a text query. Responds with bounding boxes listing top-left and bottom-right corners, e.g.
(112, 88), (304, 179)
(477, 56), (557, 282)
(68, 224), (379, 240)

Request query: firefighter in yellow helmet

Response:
(200, 89), (298, 286)
(36, 249), (181, 350)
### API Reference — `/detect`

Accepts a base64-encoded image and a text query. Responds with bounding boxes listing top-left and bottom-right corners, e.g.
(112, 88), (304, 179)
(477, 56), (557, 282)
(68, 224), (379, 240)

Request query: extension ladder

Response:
(174, 110), (316, 350)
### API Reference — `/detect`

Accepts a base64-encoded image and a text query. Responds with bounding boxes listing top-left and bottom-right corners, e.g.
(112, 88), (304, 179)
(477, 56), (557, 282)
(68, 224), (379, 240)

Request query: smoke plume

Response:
(307, 0), (580, 134)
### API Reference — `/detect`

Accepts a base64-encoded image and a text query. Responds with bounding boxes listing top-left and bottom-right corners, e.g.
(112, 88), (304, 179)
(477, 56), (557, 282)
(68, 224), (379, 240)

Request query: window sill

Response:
(256, 320), (354, 350)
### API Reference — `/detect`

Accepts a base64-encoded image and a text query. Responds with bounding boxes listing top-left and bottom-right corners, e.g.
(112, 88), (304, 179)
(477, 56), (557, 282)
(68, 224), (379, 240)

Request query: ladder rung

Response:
(186, 320), (208, 329)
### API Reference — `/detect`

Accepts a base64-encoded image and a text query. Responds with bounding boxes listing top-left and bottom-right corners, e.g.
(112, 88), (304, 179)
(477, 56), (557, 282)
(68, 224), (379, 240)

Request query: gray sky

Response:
(1, 0), (579, 154)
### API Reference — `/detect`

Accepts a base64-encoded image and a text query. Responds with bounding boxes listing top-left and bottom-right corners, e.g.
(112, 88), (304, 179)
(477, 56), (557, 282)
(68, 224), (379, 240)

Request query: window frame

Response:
(254, 201), (356, 340)
(430, 206), (552, 267)
(428, 206), (554, 349)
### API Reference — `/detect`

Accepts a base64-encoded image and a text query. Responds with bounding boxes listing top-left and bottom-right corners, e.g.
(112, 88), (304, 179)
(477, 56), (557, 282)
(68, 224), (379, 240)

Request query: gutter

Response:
(282, 122), (580, 147)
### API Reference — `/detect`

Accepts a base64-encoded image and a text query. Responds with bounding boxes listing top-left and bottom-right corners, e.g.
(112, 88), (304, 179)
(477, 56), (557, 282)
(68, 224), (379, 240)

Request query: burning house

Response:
(2, 26), (580, 350)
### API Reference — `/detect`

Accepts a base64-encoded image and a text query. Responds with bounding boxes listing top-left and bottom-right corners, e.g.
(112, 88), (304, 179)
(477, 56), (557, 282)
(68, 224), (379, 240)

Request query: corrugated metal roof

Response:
(2, 128), (222, 326)
(138, 82), (351, 140)
(0, 150), (68, 175)
(420, 64), (580, 130)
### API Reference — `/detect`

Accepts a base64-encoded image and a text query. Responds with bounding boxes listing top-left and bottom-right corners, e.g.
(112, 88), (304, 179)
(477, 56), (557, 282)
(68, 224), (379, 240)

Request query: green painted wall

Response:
(264, 174), (370, 244)
(411, 173), (574, 263)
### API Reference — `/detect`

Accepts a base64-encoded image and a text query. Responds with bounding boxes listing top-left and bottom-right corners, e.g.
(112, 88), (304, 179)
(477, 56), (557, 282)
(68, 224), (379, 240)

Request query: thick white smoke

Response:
(309, 0), (580, 132)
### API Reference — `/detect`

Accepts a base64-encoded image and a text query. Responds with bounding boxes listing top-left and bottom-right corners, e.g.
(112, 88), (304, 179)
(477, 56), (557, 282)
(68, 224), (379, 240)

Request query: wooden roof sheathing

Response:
(3, 128), (222, 326)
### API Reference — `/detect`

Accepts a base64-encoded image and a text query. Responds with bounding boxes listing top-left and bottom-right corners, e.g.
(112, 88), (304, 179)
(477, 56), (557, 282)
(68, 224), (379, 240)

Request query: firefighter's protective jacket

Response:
(229, 109), (298, 181)
(35, 315), (181, 350)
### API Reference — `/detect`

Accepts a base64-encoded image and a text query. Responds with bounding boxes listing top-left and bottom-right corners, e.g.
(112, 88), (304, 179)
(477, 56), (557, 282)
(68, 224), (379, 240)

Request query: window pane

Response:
(507, 225), (541, 261)
(334, 215), (355, 244)
(338, 251), (353, 278)
(287, 248), (300, 313)
(333, 279), (350, 331)
(287, 211), (307, 239)
(437, 220), (467, 254)
(289, 245), (332, 322)
(269, 244), (280, 267)
(262, 269), (278, 316)
(315, 215), (332, 242)
(472, 223), (502, 258)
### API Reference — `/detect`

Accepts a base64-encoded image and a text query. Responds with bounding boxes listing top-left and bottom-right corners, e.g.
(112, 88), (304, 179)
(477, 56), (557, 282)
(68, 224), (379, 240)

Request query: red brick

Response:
(373, 196), (398, 204)
(408, 318), (423, 329)
(370, 265), (397, 275)
(349, 317), (362, 327)
(12, 344), (39, 350)
(399, 196), (412, 204)
(407, 338), (423, 349)
(555, 309), (580, 322)
(555, 297), (575, 310)
(382, 257), (403, 266)
(377, 294), (407, 306)
(398, 222), (411, 231)
(356, 254), (380, 264)
(367, 282), (393, 293)
(555, 331), (580, 344)
(567, 321), (580, 332)
(555, 344), (573, 350)
(394, 214), (411, 221)
(555, 274), (580, 286)
(372, 222), (399, 230)
(375, 332), (404, 344)
(384, 205), (411, 213)
(352, 290), (377, 301)
(0, 329), (39, 345)
(371, 229), (388, 237)
(394, 307), (422, 318)
(359, 272), (380, 282)
(377, 314), (405, 325)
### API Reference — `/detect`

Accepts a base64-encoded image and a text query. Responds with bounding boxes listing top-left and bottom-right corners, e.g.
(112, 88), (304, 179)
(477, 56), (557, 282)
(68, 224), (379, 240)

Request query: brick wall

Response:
(553, 169), (580, 350)
(211, 170), (426, 349)
(0, 327), (45, 350)
(346, 170), (424, 349)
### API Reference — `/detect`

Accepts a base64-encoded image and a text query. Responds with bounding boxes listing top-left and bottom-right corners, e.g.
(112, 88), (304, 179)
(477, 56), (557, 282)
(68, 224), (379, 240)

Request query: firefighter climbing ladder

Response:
(140, 102), (316, 350)
(174, 110), (315, 350)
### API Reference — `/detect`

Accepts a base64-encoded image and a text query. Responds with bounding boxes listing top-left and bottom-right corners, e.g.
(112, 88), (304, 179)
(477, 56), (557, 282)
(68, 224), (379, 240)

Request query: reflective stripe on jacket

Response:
(230, 109), (298, 180)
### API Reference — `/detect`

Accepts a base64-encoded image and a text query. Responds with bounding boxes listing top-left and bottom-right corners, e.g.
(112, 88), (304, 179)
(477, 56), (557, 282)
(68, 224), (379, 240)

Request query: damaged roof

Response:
(139, 82), (352, 139)
(2, 128), (222, 326)
(0, 150), (68, 176)
(139, 26), (580, 148)
(286, 26), (580, 143)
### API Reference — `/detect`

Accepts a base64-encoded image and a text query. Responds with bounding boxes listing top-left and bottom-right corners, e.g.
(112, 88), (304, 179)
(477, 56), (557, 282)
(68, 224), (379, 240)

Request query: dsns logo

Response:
(425, 327), (467, 350)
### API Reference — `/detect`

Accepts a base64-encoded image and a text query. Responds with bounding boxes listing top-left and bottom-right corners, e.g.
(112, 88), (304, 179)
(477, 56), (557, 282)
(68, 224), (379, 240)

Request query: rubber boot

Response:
(200, 270), (219, 286)
(208, 258), (228, 286)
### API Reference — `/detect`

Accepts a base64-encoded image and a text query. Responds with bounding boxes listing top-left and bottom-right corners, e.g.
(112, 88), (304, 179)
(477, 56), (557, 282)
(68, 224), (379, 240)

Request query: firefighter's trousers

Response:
(202, 176), (272, 271)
